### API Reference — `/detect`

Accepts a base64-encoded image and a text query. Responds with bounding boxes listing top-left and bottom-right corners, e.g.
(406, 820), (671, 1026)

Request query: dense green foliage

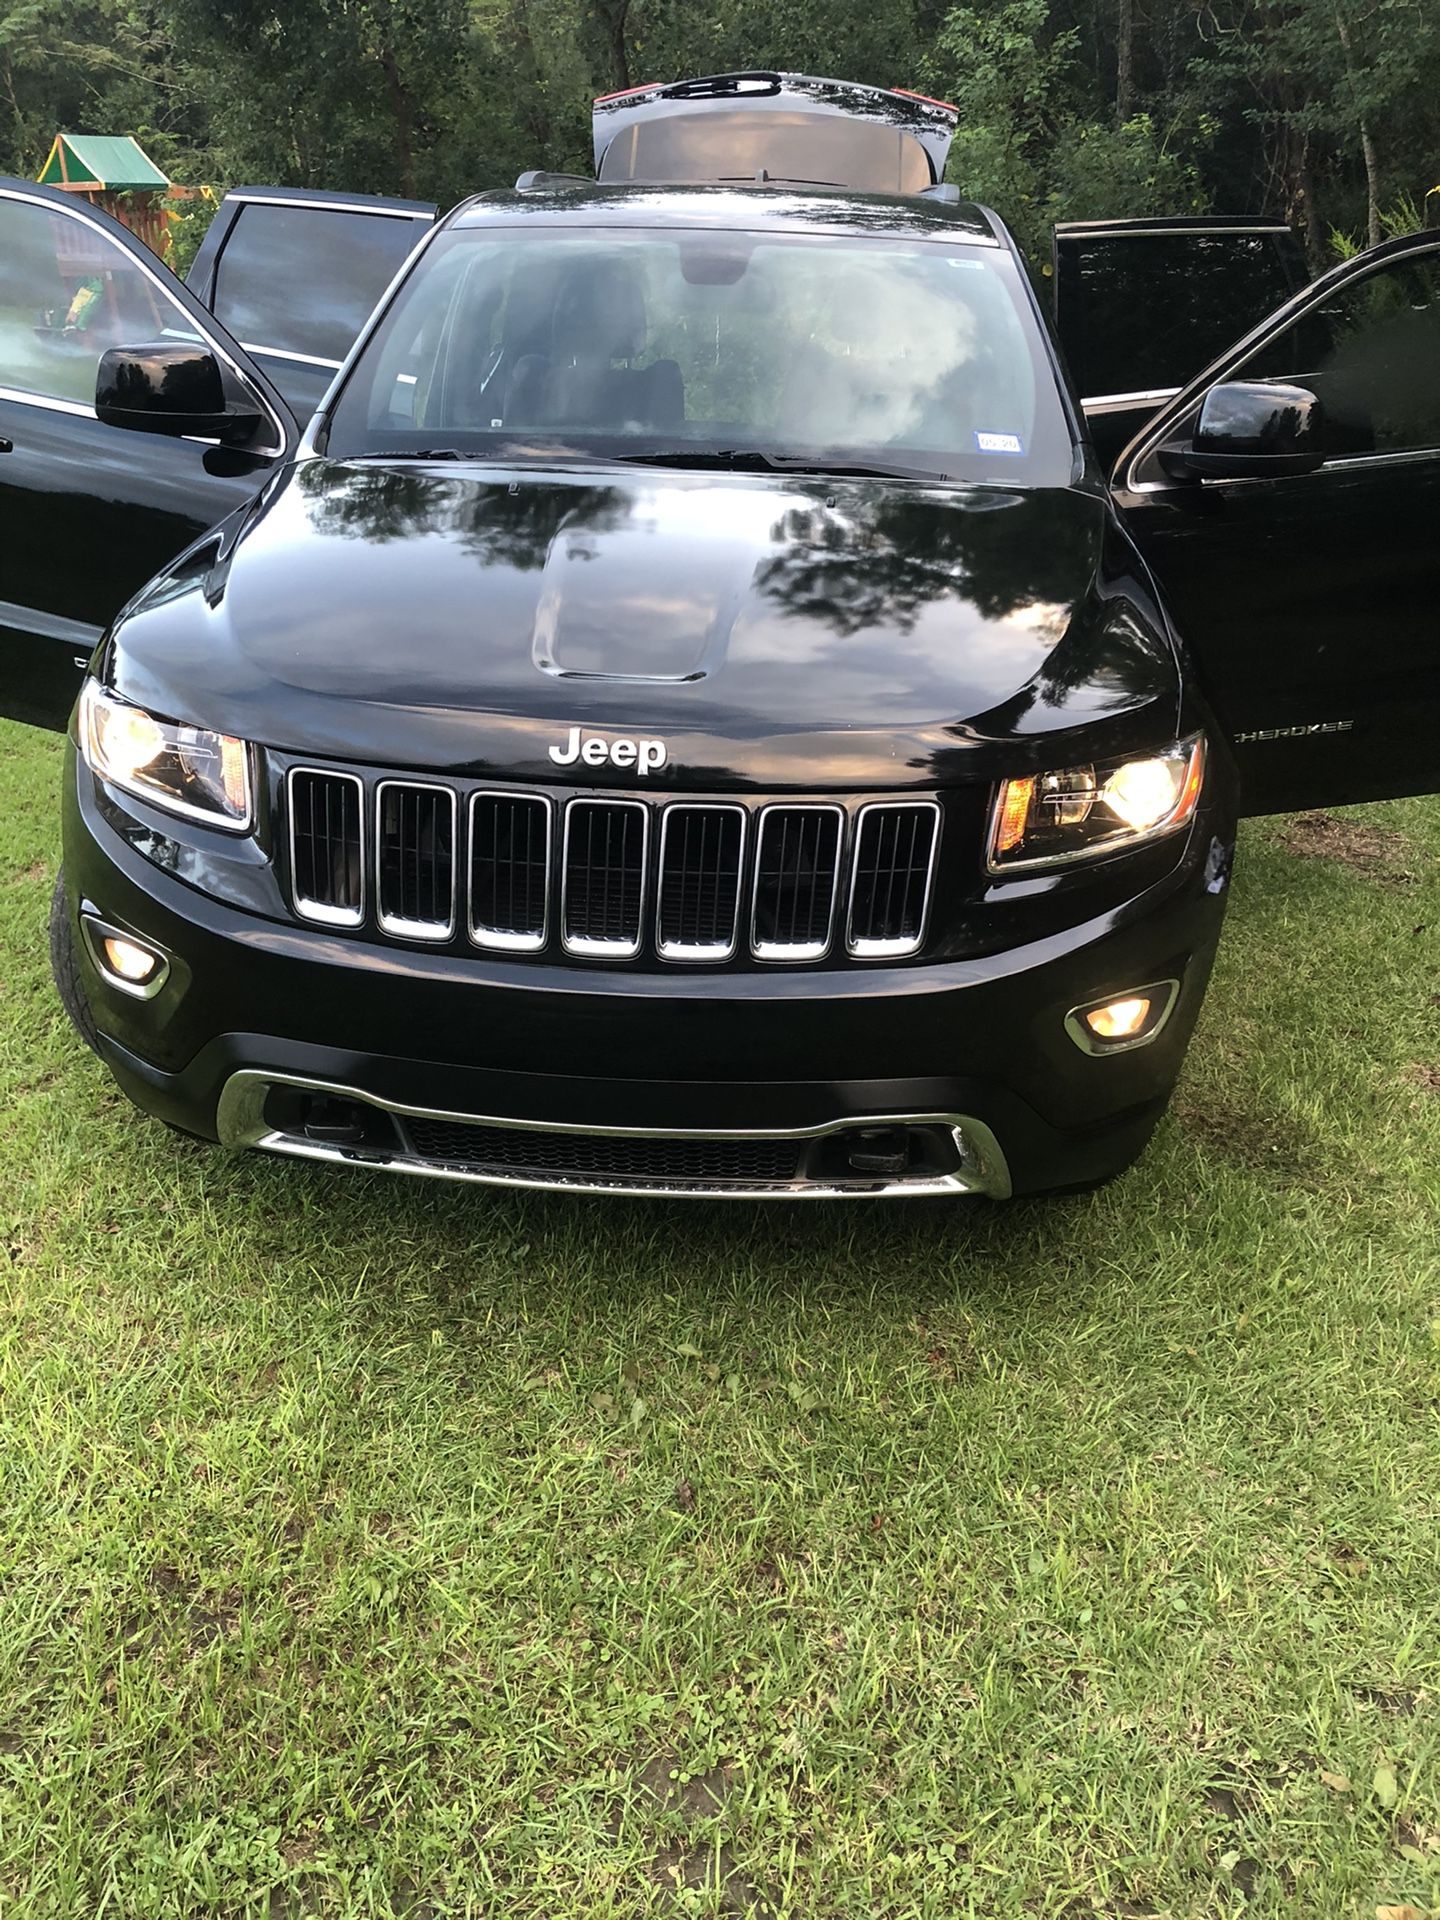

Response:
(2, 0), (1437, 261)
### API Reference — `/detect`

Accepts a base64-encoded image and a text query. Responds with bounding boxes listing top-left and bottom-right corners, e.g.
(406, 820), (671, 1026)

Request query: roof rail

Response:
(514, 169), (591, 192)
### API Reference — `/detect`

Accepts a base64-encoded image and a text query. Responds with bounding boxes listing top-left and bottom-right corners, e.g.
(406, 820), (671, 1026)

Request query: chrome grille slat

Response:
(561, 798), (648, 957)
(750, 805), (844, 961)
(469, 792), (551, 951)
(846, 800), (940, 958)
(376, 780), (456, 941)
(288, 768), (364, 927)
(656, 804), (746, 960)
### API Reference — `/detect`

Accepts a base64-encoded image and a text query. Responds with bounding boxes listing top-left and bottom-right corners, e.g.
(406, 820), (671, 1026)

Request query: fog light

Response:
(1064, 979), (1180, 1055)
(81, 916), (171, 999)
(102, 936), (158, 984)
(1085, 995), (1152, 1040)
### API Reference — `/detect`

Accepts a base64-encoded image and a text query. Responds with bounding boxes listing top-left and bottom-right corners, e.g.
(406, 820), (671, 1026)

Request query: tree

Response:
(927, 0), (1208, 258)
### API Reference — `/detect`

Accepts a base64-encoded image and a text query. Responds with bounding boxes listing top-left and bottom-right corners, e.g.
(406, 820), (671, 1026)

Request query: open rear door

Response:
(186, 186), (437, 415)
(592, 72), (958, 195)
(1053, 216), (1308, 465)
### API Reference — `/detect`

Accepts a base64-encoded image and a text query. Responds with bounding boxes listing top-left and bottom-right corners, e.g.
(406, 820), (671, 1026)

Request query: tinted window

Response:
(1232, 247), (1440, 457)
(1058, 230), (1306, 399)
(327, 226), (1072, 486)
(0, 194), (200, 406)
(212, 203), (427, 363)
(600, 109), (931, 193)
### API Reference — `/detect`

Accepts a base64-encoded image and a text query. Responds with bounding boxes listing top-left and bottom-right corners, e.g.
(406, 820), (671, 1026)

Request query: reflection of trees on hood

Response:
(754, 487), (1100, 636)
(295, 461), (632, 568)
(286, 461), (1165, 727)
(1033, 603), (1169, 711)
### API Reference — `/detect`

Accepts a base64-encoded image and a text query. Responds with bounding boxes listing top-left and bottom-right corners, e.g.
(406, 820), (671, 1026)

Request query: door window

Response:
(1230, 246), (1440, 458)
(211, 203), (428, 365)
(0, 193), (202, 408)
(1058, 229), (1306, 400)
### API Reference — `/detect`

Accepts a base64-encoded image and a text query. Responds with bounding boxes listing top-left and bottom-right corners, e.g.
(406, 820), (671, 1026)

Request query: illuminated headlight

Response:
(79, 679), (253, 832)
(987, 734), (1206, 874)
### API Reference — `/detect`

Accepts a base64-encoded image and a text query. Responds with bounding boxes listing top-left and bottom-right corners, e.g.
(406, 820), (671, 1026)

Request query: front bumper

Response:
(64, 754), (1232, 1198)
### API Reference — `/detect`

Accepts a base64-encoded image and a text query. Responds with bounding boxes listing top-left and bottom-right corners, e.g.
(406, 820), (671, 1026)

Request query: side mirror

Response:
(96, 342), (263, 446)
(1164, 380), (1326, 481)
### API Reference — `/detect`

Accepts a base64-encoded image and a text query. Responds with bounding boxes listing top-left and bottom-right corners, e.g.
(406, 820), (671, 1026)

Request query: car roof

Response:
(449, 181), (1003, 247)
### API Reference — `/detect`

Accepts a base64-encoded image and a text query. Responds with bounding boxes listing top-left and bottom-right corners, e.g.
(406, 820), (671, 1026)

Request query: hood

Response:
(112, 458), (1179, 790)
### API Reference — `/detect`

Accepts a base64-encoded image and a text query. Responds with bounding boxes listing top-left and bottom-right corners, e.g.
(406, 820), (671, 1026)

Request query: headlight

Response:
(987, 733), (1206, 873)
(78, 679), (253, 832)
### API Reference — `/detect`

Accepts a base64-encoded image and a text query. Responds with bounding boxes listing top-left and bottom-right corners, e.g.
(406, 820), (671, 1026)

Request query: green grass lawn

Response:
(1, 718), (1437, 1920)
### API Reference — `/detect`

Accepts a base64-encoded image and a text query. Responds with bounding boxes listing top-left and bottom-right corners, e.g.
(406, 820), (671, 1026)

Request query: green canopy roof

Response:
(38, 133), (169, 192)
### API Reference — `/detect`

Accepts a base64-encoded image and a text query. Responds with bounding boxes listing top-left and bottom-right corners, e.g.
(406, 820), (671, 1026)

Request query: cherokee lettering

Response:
(1233, 720), (1354, 744)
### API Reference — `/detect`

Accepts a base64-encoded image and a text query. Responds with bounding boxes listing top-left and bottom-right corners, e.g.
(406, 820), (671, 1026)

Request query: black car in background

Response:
(1, 73), (1436, 1199)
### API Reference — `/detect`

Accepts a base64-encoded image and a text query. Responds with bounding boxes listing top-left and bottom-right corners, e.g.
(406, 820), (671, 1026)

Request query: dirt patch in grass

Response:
(1401, 1062), (1440, 1096)
(621, 1755), (777, 1915)
(653, 1837), (770, 1915)
(636, 1755), (734, 1820)
(1279, 812), (1417, 882)
(1350, 1683), (1420, 1715)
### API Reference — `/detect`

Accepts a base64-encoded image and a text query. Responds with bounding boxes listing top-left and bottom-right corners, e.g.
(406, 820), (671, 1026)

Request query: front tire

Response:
(49, 872), (100, 1054)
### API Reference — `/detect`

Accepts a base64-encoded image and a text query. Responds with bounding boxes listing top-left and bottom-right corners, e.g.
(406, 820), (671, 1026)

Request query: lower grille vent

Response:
(402, 1117), (802, 1188)
(377, 781), (456, 940)
(288, 770), (364, 927)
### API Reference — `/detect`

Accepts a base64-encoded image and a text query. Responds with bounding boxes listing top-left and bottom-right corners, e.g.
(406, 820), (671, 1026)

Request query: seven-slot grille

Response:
(284, 775), (942, 963)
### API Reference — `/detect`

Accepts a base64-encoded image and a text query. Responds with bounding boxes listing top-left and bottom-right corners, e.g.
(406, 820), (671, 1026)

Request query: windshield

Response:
(324, 224), (1074, 485)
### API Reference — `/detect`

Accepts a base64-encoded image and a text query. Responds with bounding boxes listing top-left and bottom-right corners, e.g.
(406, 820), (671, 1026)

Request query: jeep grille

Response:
(282, 773), (942, 965)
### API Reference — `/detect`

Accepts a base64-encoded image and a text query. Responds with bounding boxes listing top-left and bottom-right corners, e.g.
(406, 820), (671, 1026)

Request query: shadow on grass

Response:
(157, 1104), (1150, 1327)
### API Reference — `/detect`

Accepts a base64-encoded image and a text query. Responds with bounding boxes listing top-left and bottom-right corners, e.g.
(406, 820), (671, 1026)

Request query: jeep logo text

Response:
(547, 726), (667, 775)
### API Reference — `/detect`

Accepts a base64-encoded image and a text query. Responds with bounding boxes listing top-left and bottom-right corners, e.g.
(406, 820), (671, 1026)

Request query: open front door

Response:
(0, 178), (298, 730)
(1112, 231), (1440, 814)
(592, 72), (958, 195)
(1054, 217), (1308, 467)
(186, 186), (436, 415)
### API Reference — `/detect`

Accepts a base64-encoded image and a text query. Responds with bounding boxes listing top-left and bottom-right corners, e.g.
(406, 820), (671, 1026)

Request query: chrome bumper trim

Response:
(215, 1070), (1012, 1200)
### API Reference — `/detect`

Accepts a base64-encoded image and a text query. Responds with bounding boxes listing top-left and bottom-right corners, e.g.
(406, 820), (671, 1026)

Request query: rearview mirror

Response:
(96, 342), (263, 446)
(1164, 380), (1326, 481)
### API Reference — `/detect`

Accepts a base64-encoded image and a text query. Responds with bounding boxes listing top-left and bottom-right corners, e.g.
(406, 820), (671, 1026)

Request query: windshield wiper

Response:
(347, 445), (949, 482)
(606, 448), (945, 482)
(352, 447), (474, 461)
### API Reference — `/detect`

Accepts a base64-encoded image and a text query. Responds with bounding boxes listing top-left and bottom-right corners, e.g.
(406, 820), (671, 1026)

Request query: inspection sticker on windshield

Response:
(976, 431), (1024, 455)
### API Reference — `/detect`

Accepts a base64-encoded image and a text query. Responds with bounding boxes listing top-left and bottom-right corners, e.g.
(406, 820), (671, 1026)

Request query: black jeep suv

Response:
(2, 74), (1436, 1198)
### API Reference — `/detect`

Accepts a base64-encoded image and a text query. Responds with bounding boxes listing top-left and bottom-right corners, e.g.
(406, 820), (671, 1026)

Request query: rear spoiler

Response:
(591, 71), (959, 194)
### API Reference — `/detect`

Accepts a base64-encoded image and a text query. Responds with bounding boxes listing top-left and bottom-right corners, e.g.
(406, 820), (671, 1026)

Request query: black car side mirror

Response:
(1163, 380), (1326, 481)
(96, 342), (264, 446)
